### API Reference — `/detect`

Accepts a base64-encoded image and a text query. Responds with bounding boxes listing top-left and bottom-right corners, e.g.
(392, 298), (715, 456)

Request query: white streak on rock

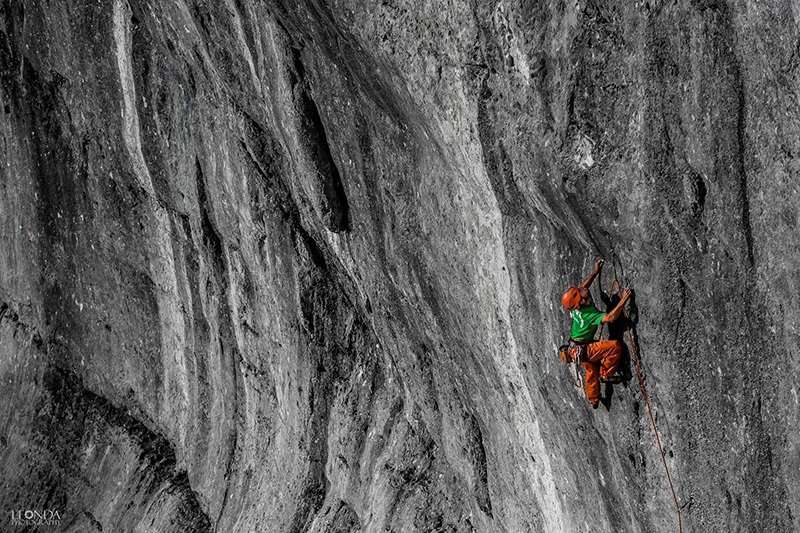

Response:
(226, 0), (262, 95)
(113, 0), (155, 198)
(114, 0), (189, 446)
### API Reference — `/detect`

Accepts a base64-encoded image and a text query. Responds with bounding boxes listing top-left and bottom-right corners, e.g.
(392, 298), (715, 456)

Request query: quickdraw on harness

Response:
(557, 342), (582, 391)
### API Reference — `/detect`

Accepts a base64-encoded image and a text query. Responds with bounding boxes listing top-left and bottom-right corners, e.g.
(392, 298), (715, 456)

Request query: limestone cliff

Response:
(1, 1), (798, 532)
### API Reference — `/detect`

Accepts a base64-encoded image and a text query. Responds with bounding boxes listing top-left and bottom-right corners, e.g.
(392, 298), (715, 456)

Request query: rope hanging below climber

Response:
(608, 279), (683, 533)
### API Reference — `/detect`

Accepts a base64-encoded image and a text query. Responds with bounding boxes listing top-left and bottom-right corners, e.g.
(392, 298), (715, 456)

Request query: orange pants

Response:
(579, 340), (623, 403)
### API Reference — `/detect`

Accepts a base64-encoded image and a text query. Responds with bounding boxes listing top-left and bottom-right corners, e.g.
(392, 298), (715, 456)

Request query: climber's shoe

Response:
(591, 400), (599, 410)
(600, 374), (622, 384)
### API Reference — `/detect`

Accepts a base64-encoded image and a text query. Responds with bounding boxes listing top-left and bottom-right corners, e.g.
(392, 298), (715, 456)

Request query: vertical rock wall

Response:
(1, 0), (798, 531)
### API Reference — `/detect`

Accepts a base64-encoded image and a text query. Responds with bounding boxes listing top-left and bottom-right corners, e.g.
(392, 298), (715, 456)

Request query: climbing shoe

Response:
(591, 401), (599, 410)
(600, 374), (622, 384)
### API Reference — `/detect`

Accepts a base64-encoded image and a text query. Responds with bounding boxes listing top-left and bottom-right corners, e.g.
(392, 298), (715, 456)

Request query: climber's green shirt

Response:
(570, 303), (605, 341)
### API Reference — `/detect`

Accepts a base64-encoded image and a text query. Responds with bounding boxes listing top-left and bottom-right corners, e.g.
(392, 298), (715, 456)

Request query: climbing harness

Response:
(608, 279), (683, 533)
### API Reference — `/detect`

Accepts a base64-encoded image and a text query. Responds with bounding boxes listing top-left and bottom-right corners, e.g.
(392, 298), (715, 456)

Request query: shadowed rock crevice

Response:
(289, 47), (350, 233)
(241, 109), (304, 231)
(734, 74), (755, 267)
(465, 413), (493, 518)
(290, 257), (378, 531)
(328, 500), (361, 532)
(194, 158), (226, 272)
(40, 365), (212, 532)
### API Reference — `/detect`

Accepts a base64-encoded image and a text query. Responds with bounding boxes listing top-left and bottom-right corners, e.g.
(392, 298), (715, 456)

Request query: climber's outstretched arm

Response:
(579, 259), (605, 289)
(601, 288), (632, 323)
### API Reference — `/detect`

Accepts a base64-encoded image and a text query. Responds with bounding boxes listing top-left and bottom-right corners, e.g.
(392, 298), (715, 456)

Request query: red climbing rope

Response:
(608, 279), (683, 533)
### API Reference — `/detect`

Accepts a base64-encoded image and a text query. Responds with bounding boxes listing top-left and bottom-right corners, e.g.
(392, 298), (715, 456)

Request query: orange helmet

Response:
(561, 286), (581, 310)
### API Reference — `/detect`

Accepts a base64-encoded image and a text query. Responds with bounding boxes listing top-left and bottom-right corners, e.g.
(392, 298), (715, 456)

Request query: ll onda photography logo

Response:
(10, 509), (62, 526)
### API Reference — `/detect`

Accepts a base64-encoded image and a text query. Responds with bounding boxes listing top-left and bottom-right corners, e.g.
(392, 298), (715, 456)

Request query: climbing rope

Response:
(608, 279), (683, 533)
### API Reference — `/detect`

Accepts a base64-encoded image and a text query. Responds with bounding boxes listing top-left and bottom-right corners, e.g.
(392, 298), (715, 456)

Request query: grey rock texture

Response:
(1, 0), (798, 531)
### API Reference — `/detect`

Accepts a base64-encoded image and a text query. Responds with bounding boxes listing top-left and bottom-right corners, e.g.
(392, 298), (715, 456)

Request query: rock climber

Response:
(561, 259), (632, 409)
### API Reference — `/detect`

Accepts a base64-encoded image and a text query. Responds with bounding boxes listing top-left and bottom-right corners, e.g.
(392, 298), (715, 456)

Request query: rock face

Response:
(1, 1), (798, 531)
